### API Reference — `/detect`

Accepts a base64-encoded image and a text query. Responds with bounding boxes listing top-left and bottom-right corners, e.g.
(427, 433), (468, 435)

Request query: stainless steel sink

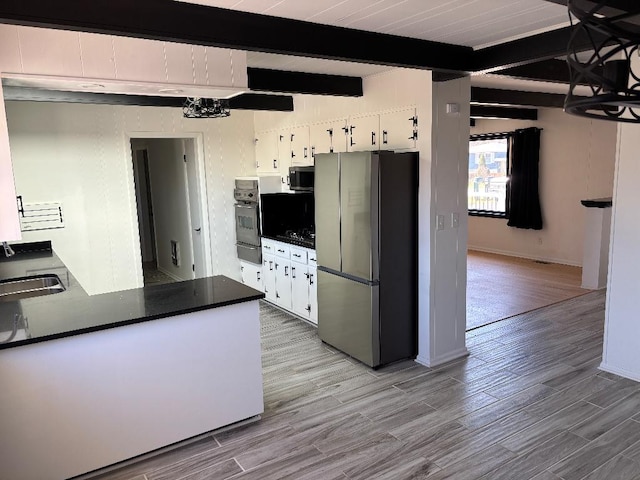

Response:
(0, 274), (65, 302)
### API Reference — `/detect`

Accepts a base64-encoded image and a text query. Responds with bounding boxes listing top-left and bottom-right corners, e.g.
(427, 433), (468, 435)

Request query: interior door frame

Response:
(125, 132), (213, 286)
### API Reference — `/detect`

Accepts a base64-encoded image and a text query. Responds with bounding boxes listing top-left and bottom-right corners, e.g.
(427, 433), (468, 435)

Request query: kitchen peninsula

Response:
(0, 243), (265, 480)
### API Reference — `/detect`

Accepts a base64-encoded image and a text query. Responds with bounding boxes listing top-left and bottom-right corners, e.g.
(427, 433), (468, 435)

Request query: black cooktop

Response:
(273, 229), (315, 249)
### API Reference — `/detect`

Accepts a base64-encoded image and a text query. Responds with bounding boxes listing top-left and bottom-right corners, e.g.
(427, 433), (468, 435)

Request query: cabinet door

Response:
(277, 129), (292, 190)
(262, 254), (277, 303)
(308, 265), (318, 325)
(274, 258), (292, 310)
(240, 261), (263, 291)
(331, 119), (348, 153)
(291, 261), (310, 318)
(255, 130), (279, 173)
(379, 107), (417, 150)
(348, 114), (379, 152)
(291, 125), (311, 166)
(309, 122), (334, 158)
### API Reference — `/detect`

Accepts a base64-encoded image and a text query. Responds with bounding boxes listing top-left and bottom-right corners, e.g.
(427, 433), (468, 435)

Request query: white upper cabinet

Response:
(290, 125), (311, 166)
(379, 107), (418, 151)
(347, 114), (380, 152)
(309, 119), (348, 158)
(255, 130), (279, 174)
(278, 129), (292, 189)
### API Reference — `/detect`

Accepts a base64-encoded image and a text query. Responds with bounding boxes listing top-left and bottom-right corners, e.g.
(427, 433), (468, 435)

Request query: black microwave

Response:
(289, 166), (314, 191)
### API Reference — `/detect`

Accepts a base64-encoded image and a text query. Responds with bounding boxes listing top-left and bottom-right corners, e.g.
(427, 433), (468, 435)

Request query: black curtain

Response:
(507, 127), (543, 230)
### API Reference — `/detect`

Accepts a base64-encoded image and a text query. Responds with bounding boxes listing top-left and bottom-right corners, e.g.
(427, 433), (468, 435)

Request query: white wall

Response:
(601, 118), (640, 380)
(468, 109), (617, 266)
(6, 101), (256, 295)
(145, 138), (194, 281)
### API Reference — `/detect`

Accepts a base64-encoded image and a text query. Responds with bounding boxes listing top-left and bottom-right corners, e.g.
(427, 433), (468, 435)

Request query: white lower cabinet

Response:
(240, 261), (263, 292)
(239, 240), (318, 325)
(308, 265), (317, 324)
(262, 253), (277, 303)
(274, 257), (292, 310)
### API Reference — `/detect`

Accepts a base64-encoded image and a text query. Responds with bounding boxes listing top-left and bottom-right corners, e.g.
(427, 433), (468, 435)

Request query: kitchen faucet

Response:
(2, 241), (15, 257)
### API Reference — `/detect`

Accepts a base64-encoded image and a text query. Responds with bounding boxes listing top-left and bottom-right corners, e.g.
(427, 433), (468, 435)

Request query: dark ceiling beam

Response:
(2, 86), (294, 111)
(0, 0), (474, 72)
(473, 26), (600, 72)
(470, 105), (538, 121)
(497, 59), (572, 84)
(227, 93), (293, 111)
(247, 68), (362, 97)
(471, 87), (567, 108)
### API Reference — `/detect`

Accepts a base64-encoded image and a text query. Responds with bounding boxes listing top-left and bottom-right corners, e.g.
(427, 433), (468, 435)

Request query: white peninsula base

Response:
(0, 301), (264, 480)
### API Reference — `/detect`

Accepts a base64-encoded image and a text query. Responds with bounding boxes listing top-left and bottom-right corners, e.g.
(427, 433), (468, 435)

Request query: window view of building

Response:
(468, 135), (509, 216)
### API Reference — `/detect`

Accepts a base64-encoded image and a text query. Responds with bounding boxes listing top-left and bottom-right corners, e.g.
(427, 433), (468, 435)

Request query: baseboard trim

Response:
(157, 266), (185, 282)
(416, 347), (469, 368)
(467, 246), (581, 268)
(598, 362), (640, 382)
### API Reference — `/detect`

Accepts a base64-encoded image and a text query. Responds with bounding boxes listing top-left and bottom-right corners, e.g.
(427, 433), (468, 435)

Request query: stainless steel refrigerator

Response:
(315, 151), (418, 368)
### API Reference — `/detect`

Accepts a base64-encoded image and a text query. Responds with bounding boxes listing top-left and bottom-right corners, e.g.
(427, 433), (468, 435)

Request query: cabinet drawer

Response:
(290, 247), (308, 264)
(307, 250), (318, 267)
(262, 238), (276, 255)
(274, 242), (290, 259)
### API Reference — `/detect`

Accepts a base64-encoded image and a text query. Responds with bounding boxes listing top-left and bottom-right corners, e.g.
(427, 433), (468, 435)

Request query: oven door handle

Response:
(235, 204), (258, 209)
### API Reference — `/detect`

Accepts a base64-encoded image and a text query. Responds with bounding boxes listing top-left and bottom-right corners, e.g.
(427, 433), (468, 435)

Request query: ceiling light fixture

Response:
(565, 0), (640, 122)
(182, 97), (231, 119)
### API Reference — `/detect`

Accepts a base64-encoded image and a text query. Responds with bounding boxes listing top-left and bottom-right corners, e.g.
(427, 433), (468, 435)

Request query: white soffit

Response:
(176, 0), (569, 49)
(1, 74), (246, 99)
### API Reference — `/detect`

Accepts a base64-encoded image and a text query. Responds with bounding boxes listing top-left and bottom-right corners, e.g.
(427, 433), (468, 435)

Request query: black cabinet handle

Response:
(409, 115), (418, 127)
(383, 130), (388, 144)
(257, 271), (261, 281)
(306, 304), (311, 312)
(293, 253), (301, 258)
(371, 132), (376, 145)
(291, 266), (296, 278)
(291, 150), (295, 158)
(304, 147), (308, 158)
(309, 273), (314, 285)
(350, 137), (355, 147)
(278, 249), (285, 253)
(285, 266), (289, 276)
(291, 133), (294, 142)
(311, 146), (315, 158)
(273, 159), (277, 169)
(327, 128), (333, 137)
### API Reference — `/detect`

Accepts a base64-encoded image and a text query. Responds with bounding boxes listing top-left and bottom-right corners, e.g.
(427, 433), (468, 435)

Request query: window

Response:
(468, 133), (510, 218)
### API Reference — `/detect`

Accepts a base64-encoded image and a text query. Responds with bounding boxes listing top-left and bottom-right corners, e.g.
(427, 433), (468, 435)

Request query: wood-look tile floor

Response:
(467, 250), (590, 330)
(89, 290), (640, 480)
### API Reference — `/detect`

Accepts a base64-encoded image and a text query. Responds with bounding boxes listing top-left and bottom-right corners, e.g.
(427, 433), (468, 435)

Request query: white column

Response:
(601, 116), (640, 381)
(417, 76), (470, 367)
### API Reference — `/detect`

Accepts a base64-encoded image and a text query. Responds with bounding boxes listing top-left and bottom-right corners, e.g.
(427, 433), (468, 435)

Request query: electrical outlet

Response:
(451, 212), (460, 228)
(436, 215), (445, 231)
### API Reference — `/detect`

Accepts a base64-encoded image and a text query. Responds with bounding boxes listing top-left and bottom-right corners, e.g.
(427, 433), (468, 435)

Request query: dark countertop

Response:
(581, 197), (613, 208)
(0, 244), (264, 350)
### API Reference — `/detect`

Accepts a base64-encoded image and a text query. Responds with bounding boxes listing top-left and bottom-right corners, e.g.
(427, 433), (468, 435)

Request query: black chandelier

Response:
(183, 97), (231, 119)
(566, 0), (640, 122)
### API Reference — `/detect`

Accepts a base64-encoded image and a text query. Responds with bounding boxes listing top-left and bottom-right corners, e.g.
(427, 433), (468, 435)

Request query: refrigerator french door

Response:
(315, 151), (418, 368)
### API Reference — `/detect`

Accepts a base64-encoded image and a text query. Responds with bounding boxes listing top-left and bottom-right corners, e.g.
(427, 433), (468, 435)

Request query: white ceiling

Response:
(178, 0), (568, 49)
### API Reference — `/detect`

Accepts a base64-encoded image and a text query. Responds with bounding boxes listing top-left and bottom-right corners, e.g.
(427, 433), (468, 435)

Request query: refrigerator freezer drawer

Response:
(317, 270), (380, 367)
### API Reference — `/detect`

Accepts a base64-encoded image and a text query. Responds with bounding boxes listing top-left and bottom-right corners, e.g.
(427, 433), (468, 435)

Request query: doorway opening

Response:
(130, 136), (211, 287)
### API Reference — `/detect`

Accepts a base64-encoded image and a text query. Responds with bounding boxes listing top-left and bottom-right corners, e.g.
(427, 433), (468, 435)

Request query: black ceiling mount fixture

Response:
(471, 87), (568, 108)
(565, 0), (640, 122)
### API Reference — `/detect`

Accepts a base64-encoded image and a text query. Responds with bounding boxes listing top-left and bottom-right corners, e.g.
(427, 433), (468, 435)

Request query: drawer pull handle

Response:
(293, 254), (301, 258)
(278, 249), (285, 253)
